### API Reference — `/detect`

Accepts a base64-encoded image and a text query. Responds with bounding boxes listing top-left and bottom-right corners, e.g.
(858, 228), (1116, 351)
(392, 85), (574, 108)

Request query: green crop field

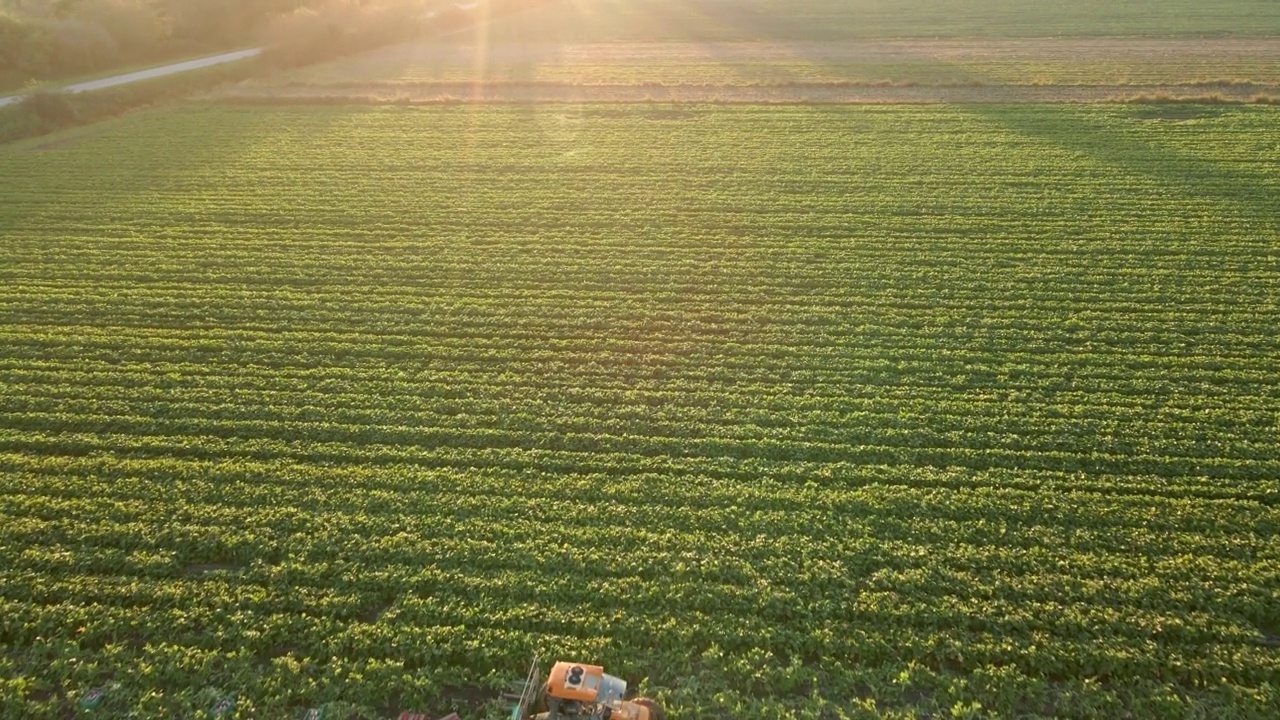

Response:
(489, 0), (1280, 42)
(251, 0), (1280, 105)
(2, 103), (1279, 718)
(272, 43), (1280, 92)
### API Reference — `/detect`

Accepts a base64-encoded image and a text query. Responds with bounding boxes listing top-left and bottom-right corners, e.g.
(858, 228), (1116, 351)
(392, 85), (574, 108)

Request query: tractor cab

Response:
(503, 657), (660, 720)
(544, 662), (627, 719)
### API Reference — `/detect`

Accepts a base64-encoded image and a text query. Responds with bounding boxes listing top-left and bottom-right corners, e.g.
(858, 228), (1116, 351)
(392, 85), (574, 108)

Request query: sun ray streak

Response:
(469, 2), (496, 102)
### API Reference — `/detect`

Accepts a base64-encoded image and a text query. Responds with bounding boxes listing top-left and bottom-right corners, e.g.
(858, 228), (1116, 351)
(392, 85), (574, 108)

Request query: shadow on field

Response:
(677, 0), (801, 41)
(963, 103), (1280, 227)
(691, 4), (1280, 226)
(0, 103), (371, 287)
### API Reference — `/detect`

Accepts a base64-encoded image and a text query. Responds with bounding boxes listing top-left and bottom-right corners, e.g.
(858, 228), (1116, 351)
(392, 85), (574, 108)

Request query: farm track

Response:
(0, 48), (262, 109)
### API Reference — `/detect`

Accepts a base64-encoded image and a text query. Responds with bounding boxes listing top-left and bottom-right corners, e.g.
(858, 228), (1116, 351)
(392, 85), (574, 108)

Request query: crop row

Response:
(1, 104), (1278, 718)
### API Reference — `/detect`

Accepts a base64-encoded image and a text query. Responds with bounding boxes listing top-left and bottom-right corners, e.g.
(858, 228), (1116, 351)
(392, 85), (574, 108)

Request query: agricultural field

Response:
(253, 39), (1280, 95)
(478, 0), (1280, 42)
(5, 0), (1280, 718)
(2, 102), (1280, 718)
(234, 0), (1280, 104)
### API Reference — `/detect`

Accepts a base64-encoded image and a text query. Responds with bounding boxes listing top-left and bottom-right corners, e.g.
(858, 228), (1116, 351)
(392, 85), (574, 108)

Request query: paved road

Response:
(0, 48), (262, 109)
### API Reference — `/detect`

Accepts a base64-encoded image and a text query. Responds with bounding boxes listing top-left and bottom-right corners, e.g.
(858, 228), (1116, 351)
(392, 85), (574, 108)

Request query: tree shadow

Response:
(678, 1), (1280, 226)
(966, 103), (1280, 228)
(0, 102), (373, 295)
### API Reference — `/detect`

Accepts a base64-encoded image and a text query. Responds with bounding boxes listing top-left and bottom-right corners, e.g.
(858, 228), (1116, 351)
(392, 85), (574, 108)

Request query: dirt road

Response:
(0, 48), (262, 109)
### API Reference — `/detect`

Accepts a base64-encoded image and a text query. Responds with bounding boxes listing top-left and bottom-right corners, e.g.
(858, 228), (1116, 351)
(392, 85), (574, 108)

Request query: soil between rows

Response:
(221, 81), (1280, 104)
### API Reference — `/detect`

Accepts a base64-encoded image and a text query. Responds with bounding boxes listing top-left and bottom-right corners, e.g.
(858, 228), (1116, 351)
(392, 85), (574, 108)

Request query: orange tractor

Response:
(504, 658), (663, 720)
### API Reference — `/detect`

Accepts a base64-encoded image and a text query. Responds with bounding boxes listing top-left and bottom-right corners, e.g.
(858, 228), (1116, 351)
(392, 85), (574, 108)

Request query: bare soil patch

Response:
(1133, 107), (1217, 121)
(183, 563), (241, 576)
(359, 599), (392, 623)
(25, 686), (58, 703)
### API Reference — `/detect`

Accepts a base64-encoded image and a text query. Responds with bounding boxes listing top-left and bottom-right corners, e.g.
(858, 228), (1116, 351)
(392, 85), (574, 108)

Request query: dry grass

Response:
(1120, 91), (1280, 104)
